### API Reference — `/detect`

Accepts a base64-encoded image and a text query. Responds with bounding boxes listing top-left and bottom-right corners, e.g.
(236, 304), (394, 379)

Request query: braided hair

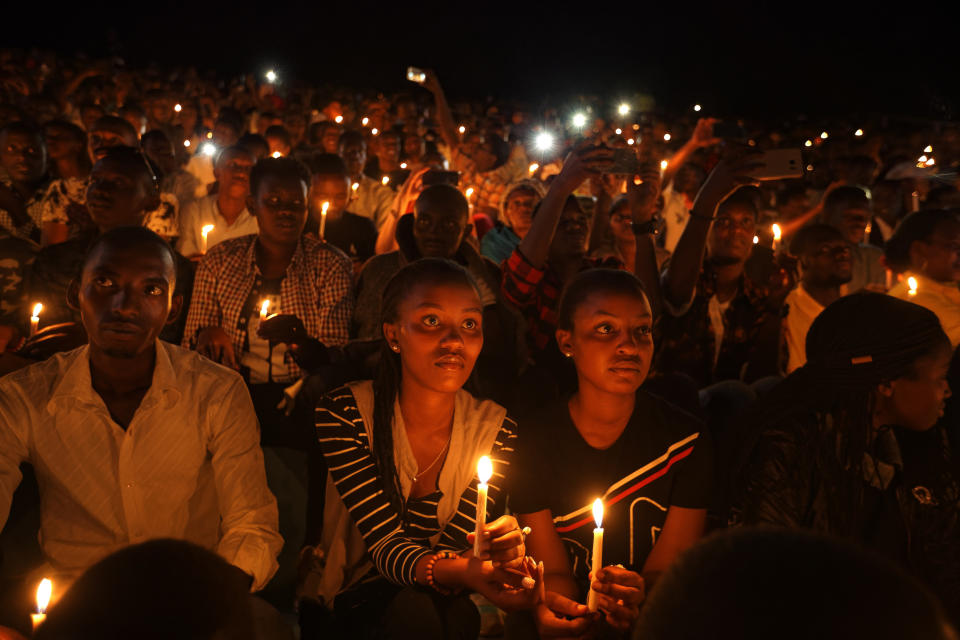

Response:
(372, 258), (481, 518)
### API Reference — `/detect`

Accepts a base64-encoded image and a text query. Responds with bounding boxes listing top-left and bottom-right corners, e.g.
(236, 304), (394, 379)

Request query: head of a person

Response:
(555, 269), (653, 395)
(43, 120), (87, 164)
(213, 145), (256, 201)
(248, 156), (311, 247)
(33, 538), (255, 640)
(140, 129), (177, 177)
(264, 124), (292, 157)
(501, 181), (543, 239)
(884, 209), (960, 282)
(823, 186), (872, 245)
(377, 130), (402, 164)
(871, 179), (903, 224)
(315, 122), (341, 154)
(674, 162), (707, 196)
(805, 292), (952, 432)
(635, 528), (957, 640)
(402, 133), (425, 161)
(412, 184), (471, 258)
(0, 122), (46, 185)
(118, 103), (147, 137)
(236, 133), (270, 160)
(85, 146), (160, 231)
(283, 110), (307, 147)
(69, 226), (180, 360)
(79, 102), (106, 132)
(845, 154), (880, 187)
(708, 189), (758, 265)
(144, 89), (174, 126)
(791, 224), (853, 289)
(608, 196), (634, 244)
(776, 184), (809, 221)
(545, 195), (592, 261)
(305, 153), (350, 219)
(338, 130), (367, 177)
(212, 108), (243, 148)
(88, 116), (139, 162)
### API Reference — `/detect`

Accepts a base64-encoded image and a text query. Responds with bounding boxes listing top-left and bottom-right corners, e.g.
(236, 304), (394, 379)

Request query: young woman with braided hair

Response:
(736, 292), (960, 624)
(302, 258), (539, 639)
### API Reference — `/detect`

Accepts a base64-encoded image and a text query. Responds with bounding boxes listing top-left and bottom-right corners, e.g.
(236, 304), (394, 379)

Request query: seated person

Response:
(737, 292), (959, 623)
(0, 122), (49, 243)
(301, 259), (538, 639)
(140, 129), (201, 216)
(0, 226), (282, 595)
(885, 209), (960, 347)
(177, 146), (258, 258)
(339, 130), (395, 229)
(822, 185), (885, 293)
(0, 231), (37, 352)
(657, 162), (794, 388)
(185, 108), (244, 197)
(29, 146), (195, 349)
(781, 224), (852, 374)
(40, 116), (180, 245)
(509, 269), (712, 639)
(480, 179), (544, 266)
(354, 184), (523, 405)
(181, 157), (353, 443)
(302, 154), (377, 267)
(635, 528), (956, 640)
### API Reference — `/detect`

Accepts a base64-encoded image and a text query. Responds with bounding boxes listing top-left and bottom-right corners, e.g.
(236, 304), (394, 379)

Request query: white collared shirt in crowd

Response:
(178, 194), (259, 257)
(0, 341), (283, 591)
(351, 174), (396, 230)
(782, 284), (826, 374)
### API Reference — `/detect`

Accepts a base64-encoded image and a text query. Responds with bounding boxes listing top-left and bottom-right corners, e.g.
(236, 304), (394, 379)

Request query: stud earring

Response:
(391, 344), (400, 352)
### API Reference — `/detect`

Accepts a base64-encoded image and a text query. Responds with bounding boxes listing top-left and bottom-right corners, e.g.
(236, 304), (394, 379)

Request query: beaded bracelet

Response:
(423, 550), (459, 595)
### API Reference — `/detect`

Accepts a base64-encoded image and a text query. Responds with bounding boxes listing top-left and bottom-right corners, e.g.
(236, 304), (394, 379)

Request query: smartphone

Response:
(406, 67), (426, 84)
(610, 148), (639, 175)
(713, 121), (747, 141)
(422, 169), (460, 187)
(752, 149), (804, 181)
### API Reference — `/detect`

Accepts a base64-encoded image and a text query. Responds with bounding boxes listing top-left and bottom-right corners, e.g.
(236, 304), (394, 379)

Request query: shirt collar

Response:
(244, 235), (308, 275)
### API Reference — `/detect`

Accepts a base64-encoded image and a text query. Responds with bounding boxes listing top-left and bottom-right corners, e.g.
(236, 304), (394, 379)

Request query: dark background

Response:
(6, 0), (953, 120)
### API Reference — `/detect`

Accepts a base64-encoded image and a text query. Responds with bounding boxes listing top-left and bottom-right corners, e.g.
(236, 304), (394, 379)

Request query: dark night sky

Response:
(7, 1), (954, 120)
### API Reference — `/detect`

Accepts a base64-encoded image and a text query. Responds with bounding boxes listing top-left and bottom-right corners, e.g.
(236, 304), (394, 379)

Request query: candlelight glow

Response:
(31, 303), (43, 318)
(381, 176), (390, 185)
(820, 131), (829, 140)
(593, 498), (604, 529)
(924, 145), (933, 153)
(919, 155), (928, 164)
(465, 187), (475, 198)
(206, 131), (213, 139)
(804, 140), (813, 147)
(322, 201), (330, 214)
(458, 125), (466, 135)
(855, 128), (864, 136)
(615, 128), (622, 135)
(371, 128), (379, 136)
(627, 138), (635, 145)
(694, 104), (702, 112)
(361, 117), (369, 126)
(534, 131), (554, 152)
(201, 142), (216, 157)
(265, 70), (277, 83)
(334, 115), (343, 124)
(618, 103), (630, 116)
(926, 157), (936, 167)
(400, 162), (407, 169)
(753, 235), (760, 244)
(174, 103), (182, 113)
(908, 277), (918, 296)
(352, 182), (359, 192)
(663, 133), (672, 141)
(660, 159), (669, 170)
(772, 223), (782, 241)
(36, 578), (51, 613)
(572, 112), (587, 128)
(477, 456), (492, 484)
(271, 151), (282, 158)
(201, 224), (214, 237)
(528, 163), (539, 174)
(260, 299), (271, 317)
(183, 139), (191, 148)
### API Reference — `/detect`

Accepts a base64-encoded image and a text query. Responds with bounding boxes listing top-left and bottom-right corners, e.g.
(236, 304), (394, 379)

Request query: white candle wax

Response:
(474, 456), (492, 557)
(912, 191), (920, 212)
(587, 499), (604, 612)
(200, 224), (215, 254)
(30, 302), (42, 337)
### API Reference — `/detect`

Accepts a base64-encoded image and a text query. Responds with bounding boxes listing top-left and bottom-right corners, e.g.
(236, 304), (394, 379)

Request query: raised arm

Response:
(628, 161), (666, 319)
(421, 70), (460, 153)
(660, 118), (720, 189)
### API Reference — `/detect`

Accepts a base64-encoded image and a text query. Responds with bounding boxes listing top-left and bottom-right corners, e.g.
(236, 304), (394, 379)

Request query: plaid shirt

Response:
(182, 234), (354, 379)
(453, 145), (528, 216)
(502, 248), (622, 358)
(0, 175), (46, 243)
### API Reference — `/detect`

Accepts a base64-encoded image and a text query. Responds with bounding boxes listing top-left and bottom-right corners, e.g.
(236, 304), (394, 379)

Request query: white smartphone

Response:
(752, 149), (804, 181)
(406, 67), (426, 84)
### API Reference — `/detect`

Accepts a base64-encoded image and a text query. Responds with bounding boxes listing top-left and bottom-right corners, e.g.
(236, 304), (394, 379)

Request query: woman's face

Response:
(878, 346), (953, 431)
(916, 219), (960, 283)
(384, 282), (484, 395)
(556, 291), (654, 396)
(609, 201), (634, 243)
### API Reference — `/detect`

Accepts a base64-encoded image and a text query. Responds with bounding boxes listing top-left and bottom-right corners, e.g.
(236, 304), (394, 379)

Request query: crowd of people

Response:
(0, 48), (959, 639)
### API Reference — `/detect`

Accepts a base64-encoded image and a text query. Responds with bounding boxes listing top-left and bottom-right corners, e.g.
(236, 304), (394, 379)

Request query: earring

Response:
(391, 344), (400, 352)
(564, 352), (573, 358)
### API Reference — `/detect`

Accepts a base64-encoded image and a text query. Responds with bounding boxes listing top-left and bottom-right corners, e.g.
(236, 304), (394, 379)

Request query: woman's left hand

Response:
(590, 565), (645, 632)
(464, 556), (542, 613)
(467, 514), (526, 568)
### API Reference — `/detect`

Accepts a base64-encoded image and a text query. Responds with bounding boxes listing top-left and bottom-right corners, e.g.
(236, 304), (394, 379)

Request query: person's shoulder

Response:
(303, 235), (352, 271)
(204, 235), (254, 263)
(358, 250), (401, 276)
(0, 346), (83, 393)
(162, 341), (244, 384)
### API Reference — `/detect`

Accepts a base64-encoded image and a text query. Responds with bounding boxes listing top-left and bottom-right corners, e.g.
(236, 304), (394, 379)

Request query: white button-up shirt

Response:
(177, 194), (260, 257)
(0, 341), (283, 591)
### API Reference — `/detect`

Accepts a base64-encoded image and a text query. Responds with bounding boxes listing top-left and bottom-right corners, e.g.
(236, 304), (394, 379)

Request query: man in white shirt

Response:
(339, 130), (395, 230)
(781, 224), (852, 373)
(185, 109), (244, 199)
(178, 146), (258, 258)
(0, 226), (282, 592)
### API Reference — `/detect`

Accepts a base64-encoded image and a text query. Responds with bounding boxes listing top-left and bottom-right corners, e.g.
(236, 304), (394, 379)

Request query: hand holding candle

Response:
(200, 224), (215, 254)
(474, 455), (492, 557)
(32, 578), (51, 630)
(30, 303), (42, 337)
(587, 498), (604, 612)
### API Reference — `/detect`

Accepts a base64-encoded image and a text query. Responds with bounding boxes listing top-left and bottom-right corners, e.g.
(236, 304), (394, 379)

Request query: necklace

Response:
(414, 436), (451, 481)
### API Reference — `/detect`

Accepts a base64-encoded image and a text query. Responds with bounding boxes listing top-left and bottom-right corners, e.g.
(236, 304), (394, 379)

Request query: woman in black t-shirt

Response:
(509, 269), (713, 638)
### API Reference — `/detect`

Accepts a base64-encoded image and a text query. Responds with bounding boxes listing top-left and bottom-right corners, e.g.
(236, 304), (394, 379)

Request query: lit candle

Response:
(804, 139), (813, 147)
(473, 456), (492, 557)
(694, 104), (702, 112)
(465, 187), (475, 201)
(361, 117), (369, 127)
(885, 268), (893, 291)
(864, 222), (872, 244)
(528, 163), (539, 174)
(615, 128), (622, 135)
(183, 139), (191, 148)
(400, 162), (408, 169)
(271, 151), (282, 158)
(32, 578), (51, 631)
(587, 499), (604, 612)
(351, 182), (359, 198)
(924, 145), (933, 153)
(381, 176), (390, 186)
(855, 128), (864, 137)
(663, 132), (671, 142)
(908, 276), (918, 296)
(912, 191), (920, 212)
(753, 235), (760, 245)
(772, 224), (782, 253)
(660, 159), (669, 172)
(627, 138), (635, 145)
(200, 224), (215, 254)
(458, 125), (466, 135)
(820, 131), (829, 140)
(371, 128), (379, 136)
(30, 303), (42, 337)
(320, 201), (329, 240)
(334, 115), (343, 124)
(258, 299), (271, 332)
(174, 103), (182, 113)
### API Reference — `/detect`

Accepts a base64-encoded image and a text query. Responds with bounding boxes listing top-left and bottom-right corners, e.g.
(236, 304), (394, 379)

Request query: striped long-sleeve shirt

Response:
(316, 386), (517, 586)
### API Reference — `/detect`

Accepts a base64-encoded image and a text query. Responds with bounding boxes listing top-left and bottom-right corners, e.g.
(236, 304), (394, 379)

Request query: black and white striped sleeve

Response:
(315, 388), (431, 585)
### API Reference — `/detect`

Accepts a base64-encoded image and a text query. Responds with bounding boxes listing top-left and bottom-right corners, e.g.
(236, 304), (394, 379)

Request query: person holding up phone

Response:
(659, 119), (721, 253)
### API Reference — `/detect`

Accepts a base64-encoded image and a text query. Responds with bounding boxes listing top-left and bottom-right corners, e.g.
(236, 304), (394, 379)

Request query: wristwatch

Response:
(631, 220), (659, 236)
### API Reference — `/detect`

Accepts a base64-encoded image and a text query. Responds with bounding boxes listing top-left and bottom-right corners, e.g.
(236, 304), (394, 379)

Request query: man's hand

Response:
(257, 313), (307, 345)
(590, 566), (645, 633)
(693, 148), (764, 214)
(197, 326), (238, 369)
(16, 322), (87, 360)
(535, 590), (597, 638)
(628, 161), (663, 223)
(555, 145), (616, 192)
(690, 118), (721, 148)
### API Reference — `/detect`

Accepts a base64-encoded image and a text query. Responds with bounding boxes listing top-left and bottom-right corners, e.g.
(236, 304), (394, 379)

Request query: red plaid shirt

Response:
(182, 234), (354, 379)
(502, 248), (622, 357)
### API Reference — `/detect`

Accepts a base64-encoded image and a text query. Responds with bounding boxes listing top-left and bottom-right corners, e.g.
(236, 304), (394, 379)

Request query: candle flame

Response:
(477, 456), (492, 484)
(271, 151), (282, 158)
(753, 235), (759, 245)
(855, 128), (864, 136)
(31, 303), (43, 318)
(772, 223), (782, 241)
(820, 131), (829, 140)
(321, 201), (330, 214)
(663, 133), (671, 141)
(36, 578), (51, 613)
(528, 163), (539, 174)
(458, 125), (466, 134)
(908, 277), (918, 295)
(361, 117), (369, 126)
(694, 104), (702, 112)
(371, 128), (379, 136)
(183, 139), (191, 148)
(924, 145), (933, 153)
(174, 103), (182, 113)
(618, 103), (630, 116)
(660, 159), (669, 170)
(804, 139), (813, 147)
(593, 498), (604, 529)
(206, 131), (213, 139)
(334, 115), (344, 124)
(400, 162), (407, 169)
(615, 128), (622, 135)
(465, 187), (475, 198)
(381, 176), (390, 185)
(627, 138), (635, 145)
(352, 182), (359, 192)
(201, 224), (214, 237)
(260, 299), (271, 316)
